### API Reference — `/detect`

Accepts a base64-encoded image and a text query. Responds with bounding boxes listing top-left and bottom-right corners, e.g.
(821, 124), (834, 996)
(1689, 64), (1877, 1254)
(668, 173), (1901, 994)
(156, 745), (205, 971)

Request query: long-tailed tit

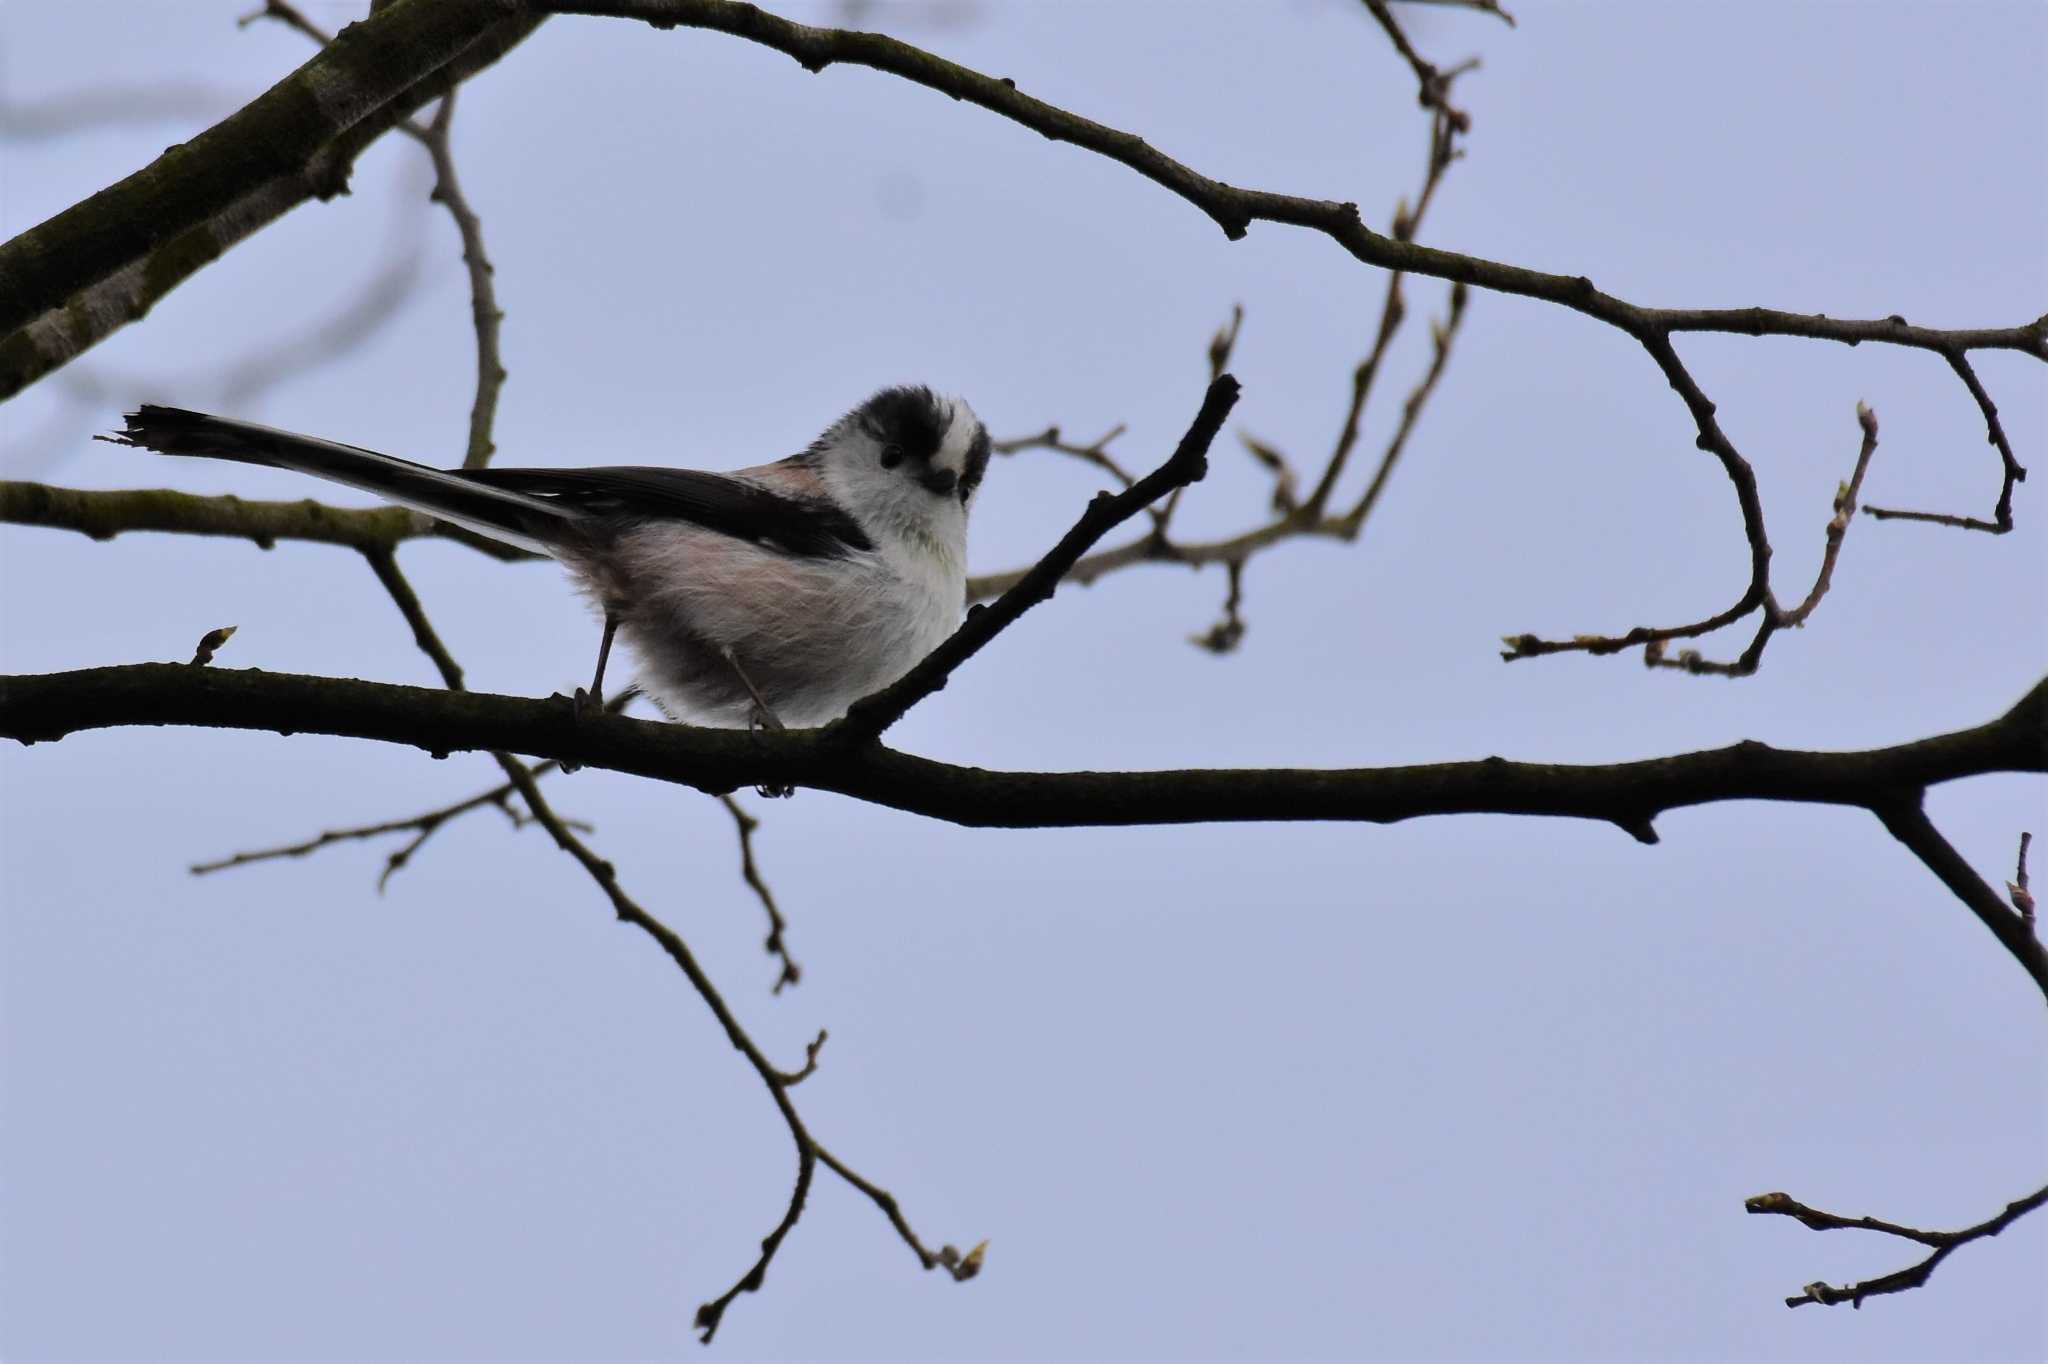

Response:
(109, 388), (991, 729)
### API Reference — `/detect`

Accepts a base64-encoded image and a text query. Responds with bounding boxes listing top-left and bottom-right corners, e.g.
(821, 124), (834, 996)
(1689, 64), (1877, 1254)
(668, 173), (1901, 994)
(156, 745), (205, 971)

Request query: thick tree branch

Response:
(251, 4), (510, 470)
(6, 663), (2038, 840)
(0, 0), (540, 399)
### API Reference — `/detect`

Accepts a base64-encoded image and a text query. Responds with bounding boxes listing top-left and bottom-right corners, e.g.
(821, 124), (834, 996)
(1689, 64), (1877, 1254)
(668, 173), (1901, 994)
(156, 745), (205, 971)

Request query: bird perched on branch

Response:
(108, 387), (990, 731)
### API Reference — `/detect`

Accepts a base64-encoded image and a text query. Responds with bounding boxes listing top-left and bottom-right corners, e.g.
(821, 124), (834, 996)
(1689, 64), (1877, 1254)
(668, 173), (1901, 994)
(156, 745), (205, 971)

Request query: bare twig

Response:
(969, 280), (1468, 607)
(1360, 0), (1476, 132)
(250, 4), (508, 470)
(1189, 558), (1246, 654)
(187, 762), (584, 886)
(236, 0), (331, 45)
(2011, 830), (2035, 929)
(186, 625), (238, 668)
(1872, 797), (2048, 1005)
(1510, 401), (1883, 677)
(1746, 1184), (2048, 1309)
(352, 543), (964, 1340)
(1864, 350), (2025, 533)
(1393, 0), (1516, 24)
(991, 423), (1137, 489)
(975, 97), (1467, 632)
(1239, 434), (1299, 515)
(421, 93), (508, 469)
(722, 793), (802, 992)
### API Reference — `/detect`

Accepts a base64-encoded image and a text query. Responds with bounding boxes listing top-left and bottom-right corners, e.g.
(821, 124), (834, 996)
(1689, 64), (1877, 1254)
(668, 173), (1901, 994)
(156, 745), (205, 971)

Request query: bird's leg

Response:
(720, 646), (793, 799)
(574, 613), (618, 720)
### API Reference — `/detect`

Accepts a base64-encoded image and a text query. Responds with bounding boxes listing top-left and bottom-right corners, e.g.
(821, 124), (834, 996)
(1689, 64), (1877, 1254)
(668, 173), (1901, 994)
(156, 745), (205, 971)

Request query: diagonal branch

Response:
(356, 540), (963, 1340)
(1871, 797), (2048, 1003)
(0, 0), (542, 400)
(833, 375), (1240, 741)
(1360, 0), (1476, 132)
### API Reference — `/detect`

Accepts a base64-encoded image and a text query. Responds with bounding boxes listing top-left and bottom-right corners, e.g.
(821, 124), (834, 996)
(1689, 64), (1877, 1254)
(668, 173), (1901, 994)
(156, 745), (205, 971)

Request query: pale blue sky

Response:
(3, 3), (2044, 1360)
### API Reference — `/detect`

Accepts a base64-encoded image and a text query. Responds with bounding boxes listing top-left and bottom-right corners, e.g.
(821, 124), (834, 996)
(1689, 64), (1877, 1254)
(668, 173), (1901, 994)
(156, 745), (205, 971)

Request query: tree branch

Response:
(1746, 1183), (2048, 1309)
(6, 663), (2038, 845)
(0, 0), (541, 399)
(559, 0), (2036, 671)
(834, 374), (1239, 741)
(0, 480), (536, 561)
(1871, 798), (2048, 1003)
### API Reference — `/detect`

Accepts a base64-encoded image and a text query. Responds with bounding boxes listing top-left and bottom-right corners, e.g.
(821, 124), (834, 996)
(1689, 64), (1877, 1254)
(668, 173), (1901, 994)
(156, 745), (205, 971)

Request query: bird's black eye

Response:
(879, 443), (904, 469)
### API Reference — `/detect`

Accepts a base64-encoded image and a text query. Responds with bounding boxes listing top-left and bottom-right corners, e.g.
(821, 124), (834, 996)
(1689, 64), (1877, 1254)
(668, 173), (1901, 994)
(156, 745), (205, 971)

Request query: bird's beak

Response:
(920, 467), (959, 497)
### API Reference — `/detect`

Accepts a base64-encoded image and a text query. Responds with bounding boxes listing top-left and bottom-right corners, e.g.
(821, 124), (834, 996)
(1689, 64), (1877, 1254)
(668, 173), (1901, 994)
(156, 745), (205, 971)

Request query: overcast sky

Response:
(3, 2), (2044, 1360)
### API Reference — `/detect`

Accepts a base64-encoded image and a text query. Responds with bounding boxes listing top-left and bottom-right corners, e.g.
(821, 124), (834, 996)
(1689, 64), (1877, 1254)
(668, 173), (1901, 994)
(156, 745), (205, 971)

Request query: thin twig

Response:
(1624, 402), (1882, 676)
(1188, 558), (1246, 654)
(352, 546), (963, 1340)
(247, 2), (507, 471)
(1338, 279), (1466, 535)
(187, 765), (571, 885)
(1746, 1183), (2048, 1309)
(1360, 0), (1476, 131)
(1872, 797), (2048, 1005)
(1863, 350), (2025, 533)
(2010, 830), (2035, 929)
(721, 793), (802, 992)
(422, 92), (507, 469)
(991, 423), (1137, 488)
(835, 374), (1241, 741)
(1392, 0), (1516, 24)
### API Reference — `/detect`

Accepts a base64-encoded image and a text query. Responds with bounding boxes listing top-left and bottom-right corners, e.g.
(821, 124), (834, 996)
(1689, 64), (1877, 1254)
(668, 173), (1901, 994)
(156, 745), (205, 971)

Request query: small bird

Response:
(109, 388), (991, 730)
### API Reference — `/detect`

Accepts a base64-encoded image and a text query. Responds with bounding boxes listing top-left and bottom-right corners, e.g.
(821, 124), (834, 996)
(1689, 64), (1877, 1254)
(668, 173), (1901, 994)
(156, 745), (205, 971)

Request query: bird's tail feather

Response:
(105, 405), (572, 556)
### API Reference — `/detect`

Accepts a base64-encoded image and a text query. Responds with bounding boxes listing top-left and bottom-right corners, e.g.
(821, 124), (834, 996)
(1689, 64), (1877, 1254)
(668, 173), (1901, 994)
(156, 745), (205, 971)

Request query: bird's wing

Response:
(457, 465), (874, 557)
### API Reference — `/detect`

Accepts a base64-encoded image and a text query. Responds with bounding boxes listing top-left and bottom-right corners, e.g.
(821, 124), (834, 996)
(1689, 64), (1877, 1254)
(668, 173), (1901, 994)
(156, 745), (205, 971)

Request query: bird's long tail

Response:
(105, 405), (573, 556)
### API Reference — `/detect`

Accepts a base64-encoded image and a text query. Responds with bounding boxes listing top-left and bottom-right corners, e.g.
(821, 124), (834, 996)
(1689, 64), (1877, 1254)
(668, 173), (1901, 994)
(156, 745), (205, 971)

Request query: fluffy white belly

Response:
(589, 522), (961, 727)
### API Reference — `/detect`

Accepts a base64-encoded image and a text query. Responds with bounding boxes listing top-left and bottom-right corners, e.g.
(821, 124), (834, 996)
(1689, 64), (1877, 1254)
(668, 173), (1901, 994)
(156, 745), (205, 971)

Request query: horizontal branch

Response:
(5, 664), (2038, 840)
(0, 480), (534, 560)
